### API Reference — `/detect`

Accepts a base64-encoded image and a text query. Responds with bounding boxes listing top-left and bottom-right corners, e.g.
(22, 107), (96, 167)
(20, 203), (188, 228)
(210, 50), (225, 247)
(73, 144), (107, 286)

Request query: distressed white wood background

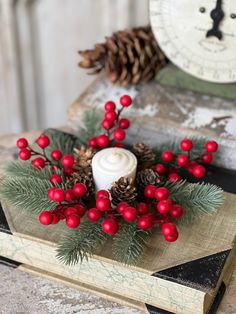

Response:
(0, 0), (149, 134)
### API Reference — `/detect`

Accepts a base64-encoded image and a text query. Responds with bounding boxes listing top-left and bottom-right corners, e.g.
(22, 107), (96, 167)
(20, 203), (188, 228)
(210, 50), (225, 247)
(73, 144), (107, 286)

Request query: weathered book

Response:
(0, 176), (236, 314)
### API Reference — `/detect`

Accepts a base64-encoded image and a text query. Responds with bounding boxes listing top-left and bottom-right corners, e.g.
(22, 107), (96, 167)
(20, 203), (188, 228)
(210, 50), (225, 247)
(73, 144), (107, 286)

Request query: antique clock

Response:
(150, 0), (236, 84)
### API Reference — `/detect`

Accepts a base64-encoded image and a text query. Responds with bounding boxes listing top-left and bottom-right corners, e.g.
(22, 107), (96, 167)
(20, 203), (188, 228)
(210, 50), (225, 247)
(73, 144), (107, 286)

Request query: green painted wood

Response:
(156, 65), (236, 100)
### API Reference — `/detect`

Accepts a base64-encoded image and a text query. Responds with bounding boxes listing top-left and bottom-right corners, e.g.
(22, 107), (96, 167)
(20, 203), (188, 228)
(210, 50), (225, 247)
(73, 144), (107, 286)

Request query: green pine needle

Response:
(112, 222), (152, 265)
(56, 219), (109, 265)
(0, 177), (54, 214)
(165, 180), (224, 223)
(77, 110), (102, 145)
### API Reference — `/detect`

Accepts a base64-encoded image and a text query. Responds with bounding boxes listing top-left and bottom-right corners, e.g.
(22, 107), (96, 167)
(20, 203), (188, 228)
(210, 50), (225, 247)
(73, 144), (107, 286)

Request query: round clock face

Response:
(150, 0), (236, 83)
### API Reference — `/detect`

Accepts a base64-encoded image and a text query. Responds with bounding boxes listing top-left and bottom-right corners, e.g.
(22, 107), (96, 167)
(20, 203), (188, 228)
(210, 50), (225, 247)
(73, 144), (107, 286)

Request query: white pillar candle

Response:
(92, 147), (137, 191)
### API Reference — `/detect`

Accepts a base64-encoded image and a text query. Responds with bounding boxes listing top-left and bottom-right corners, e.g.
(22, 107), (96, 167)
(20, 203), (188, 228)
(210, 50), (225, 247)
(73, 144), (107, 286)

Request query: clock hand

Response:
(206, 0), (224, 40)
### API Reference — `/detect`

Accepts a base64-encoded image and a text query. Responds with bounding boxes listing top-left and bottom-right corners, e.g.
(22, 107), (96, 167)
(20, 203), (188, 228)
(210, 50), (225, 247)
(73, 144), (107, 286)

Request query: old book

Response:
(0, 179), (236, 314)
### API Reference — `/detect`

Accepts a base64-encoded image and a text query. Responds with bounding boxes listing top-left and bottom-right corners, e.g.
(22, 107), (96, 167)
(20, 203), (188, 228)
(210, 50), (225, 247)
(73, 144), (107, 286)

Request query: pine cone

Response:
(110, 177), (137, 206)
(136, 169), (162, 195)
(73, 146), (96, 170)
(67, 167), (95, 197)
(132, 143), (156, 170)
(78, 26), (167, 86)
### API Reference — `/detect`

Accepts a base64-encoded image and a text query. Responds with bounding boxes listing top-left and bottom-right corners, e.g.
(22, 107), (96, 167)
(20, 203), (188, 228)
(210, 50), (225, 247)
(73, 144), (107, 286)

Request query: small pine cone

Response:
(132, 143), (156, 170)
(78, 26), (167, 86)
(110, 177), (137, 206)
(73, 146), (96, 170)
(67, 167), (95, 196)
(136, 169), (162, 195)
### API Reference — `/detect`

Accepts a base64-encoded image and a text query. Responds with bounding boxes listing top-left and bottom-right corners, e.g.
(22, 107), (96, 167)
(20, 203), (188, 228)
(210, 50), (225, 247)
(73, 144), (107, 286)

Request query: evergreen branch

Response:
(165, 180), (224, 223)
(3, 160), (53, 180)
(77, 110), (102, 145)
(0, 177), (54, 214)
(112, 222), (152, 265)
(43, 128), (80, 157)
(56, 219), (109, 265)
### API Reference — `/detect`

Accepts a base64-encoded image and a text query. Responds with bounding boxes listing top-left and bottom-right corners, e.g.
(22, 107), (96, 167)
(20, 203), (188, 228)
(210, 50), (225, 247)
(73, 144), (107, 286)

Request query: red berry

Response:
(154, 164), (166, 175)
(19, 148), (31, 160)
(97, 134), (110, 148)
(180, 138), (193, 151)
(120, 95), (132, 107)
(50, 174), (62, 185)
(96, 190), (110, 199)
(113, 129), (126, 141)
(144, 185), (156, 198)
(116, 202), (129, 214)
(113, 142), (125, 148)
(168, 173), (181, 182)
(39, 211), (53, 225)
(66, 214), (80, 228)
(137, 215), (152, 230)
(51, 150), (62, 161)
(65, 189), (75, 202)
(187, 161), (198, 174)
(88, 137), (98, 148)
(161, 150), (174, 162)
(193, 165), (205, 178)
(176, 154), (189, 167)
(102, 119), (113, 130)
(96, 197), (111, 211)
(52, 188), (65, 202)
(48, 187), (57, 200)
(105, 110), (117, 122)
(170, 204), (184, 219)
(51, 214), (60, 224)
(154, 187), (169, 201)
(64, 167), (74, 176)
(61, 155), (74, 168)
(73, 183), (87, 198)
(122, 207), (137, 222)
(102, 218), (119, 235)
(161, 222), (177, 237)
(118, 118), (130, 129)
(64, 207), (77, 217)
(157, 199), (172, 214)
(205, 141), (218, 153)
(201, 153), (213, 165)
(16, 138), (28, 149)
(104, 101), (116, 111)
(31, 157), (45, 169)
(165, 232), (179, 242)
(87, 208), (101, 222)
(74, 204), (86, 218)
(136, 202), (149, 215)
(36, 134), (50, 149)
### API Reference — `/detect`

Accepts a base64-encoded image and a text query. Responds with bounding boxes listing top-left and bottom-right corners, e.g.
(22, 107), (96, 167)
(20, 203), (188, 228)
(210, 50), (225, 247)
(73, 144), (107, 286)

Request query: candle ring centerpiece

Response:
(0, 95), (224, 266)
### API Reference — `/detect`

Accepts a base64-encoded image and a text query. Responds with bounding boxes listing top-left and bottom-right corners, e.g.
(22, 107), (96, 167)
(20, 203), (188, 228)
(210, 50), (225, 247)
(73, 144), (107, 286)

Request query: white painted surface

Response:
(0, 0), (149, 134)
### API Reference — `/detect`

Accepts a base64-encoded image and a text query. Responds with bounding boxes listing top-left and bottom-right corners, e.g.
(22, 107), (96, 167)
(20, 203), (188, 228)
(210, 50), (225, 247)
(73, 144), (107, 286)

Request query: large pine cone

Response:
(132, 143), (156, 170)
(110, 177), (137, 206)
(136, 169), (162, 196)
(67, 167), (95, 197)
(78, 26), (167, 86)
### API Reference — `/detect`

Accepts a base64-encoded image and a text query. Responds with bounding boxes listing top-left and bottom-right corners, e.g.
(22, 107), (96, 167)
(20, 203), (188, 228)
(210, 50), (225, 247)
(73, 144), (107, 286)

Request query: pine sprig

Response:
(112, 222), (152, 265)
(3, 160), (53, 180)
(165, 180), (224, 223)
(43, 128), (80, 157)
(77, 110), (102, 145)
(0, 177), (54, 214)
(56, 218), (109, 265)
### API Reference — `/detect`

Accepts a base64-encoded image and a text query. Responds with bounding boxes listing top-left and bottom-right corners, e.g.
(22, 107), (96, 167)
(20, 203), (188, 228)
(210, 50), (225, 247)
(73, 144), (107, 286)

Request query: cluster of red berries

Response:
(16, 134), (75, 181)
(154, 138), (218, 181)
(85, 188), (181, 242)
(88, 95), (132, 149)
(39, 183), (87, 228)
